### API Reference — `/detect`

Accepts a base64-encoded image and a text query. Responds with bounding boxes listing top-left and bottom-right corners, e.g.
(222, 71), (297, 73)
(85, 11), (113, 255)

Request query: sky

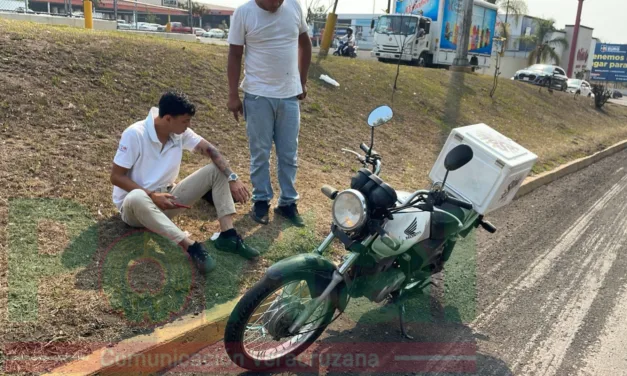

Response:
(206, 0), (626, 44)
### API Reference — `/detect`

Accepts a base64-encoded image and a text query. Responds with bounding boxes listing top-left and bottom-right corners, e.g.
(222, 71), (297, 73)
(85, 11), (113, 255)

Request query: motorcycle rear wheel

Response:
(224, 271), (336, 371)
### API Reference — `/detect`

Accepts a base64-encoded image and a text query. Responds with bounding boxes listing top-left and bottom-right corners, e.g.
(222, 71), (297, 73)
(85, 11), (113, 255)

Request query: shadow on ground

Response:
(62, 198), (314, 341)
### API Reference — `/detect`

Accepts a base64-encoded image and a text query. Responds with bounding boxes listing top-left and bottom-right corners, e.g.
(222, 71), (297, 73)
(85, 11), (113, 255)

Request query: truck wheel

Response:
(417, 53), (428, 67)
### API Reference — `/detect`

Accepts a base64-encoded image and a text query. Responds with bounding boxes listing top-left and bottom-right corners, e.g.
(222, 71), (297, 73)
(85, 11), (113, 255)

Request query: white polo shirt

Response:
(111, 107), (203, 210)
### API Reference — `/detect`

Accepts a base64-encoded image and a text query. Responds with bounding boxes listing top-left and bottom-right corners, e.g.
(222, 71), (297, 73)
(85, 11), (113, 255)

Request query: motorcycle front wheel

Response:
(224, 271), (336, 371)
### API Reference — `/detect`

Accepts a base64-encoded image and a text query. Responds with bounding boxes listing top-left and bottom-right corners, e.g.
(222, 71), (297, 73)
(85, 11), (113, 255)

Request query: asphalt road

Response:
(609, 97), (627, 107)
(162, 147), (627, 376)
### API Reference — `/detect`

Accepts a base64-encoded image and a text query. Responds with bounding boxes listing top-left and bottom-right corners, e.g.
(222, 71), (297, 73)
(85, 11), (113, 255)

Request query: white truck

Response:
(371, 0), (498, 69)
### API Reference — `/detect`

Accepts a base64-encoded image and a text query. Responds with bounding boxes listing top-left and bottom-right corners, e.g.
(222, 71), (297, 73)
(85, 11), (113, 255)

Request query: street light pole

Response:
(567, 0), (585, 77)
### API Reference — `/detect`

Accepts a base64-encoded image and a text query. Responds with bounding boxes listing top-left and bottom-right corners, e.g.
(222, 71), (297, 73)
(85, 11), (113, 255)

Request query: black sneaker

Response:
(274, 204), (305, 227)
(214, 235), (260, 260)
(250, 201), (270, 225)
(187, 242), (216, 275)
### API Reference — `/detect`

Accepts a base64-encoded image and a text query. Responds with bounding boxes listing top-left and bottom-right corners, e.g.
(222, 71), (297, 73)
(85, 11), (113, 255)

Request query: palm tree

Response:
(519, 18), (569, 65)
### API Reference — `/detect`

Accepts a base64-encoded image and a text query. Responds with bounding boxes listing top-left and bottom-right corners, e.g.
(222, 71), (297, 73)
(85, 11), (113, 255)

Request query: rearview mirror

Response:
(444, 144), (473, 171)
(367, 106), (393, 128)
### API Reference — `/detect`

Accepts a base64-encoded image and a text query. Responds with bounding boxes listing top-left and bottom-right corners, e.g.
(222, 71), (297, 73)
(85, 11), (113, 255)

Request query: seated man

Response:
(110, 90), (259, 275)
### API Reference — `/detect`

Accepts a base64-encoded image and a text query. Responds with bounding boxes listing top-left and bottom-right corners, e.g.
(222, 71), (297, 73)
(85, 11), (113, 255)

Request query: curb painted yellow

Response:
(45, 139), (627, 375)
(43, 299), (239, 376)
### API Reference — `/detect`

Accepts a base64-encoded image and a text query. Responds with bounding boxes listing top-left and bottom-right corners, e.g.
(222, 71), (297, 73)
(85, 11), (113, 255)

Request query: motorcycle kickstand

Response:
(399, 302), (414, 340)
(391, 291), (414, 340)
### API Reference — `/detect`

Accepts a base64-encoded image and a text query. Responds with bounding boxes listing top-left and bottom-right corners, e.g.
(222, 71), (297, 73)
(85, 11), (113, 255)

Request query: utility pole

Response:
(386, 0), (391, 14)
(188, 0), (193, 33)
(567, 0), (585, 77)
(113, 0), (117, 21)
(319, 0), (339, 57)
(453, 0), (473, 67)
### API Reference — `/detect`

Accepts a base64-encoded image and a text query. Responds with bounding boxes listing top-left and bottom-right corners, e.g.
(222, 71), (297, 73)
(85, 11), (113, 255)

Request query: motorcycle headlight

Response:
(332, 189), (368, 232)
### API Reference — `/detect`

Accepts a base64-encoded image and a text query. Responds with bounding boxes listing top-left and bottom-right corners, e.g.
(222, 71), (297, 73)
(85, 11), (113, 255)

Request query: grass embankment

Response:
(1, 19), (627, 372)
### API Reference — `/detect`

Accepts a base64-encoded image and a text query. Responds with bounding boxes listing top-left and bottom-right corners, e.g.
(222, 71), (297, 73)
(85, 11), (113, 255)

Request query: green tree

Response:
(180, 1), (208, 27)
(487, 0), (528, 19)
(519, 18), (569, 65)
(146, 12), (157, 24)
(305, 0), (332, 33)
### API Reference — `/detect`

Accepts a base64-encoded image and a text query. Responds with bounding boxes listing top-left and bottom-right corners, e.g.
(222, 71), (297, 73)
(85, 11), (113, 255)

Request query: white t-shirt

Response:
(228, 0), (309, 99)
(111, 108), (203, 210)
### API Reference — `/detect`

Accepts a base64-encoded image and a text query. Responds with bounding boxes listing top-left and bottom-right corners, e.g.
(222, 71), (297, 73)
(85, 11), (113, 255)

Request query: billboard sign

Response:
(395, 0), (440, 22)
(590, 44), (627, 82)
(439, 0), (497, 55)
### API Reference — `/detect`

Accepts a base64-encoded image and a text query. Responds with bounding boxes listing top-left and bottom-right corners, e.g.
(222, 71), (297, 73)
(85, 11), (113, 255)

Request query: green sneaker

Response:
(187, 242), (216, 275)
(214, 235), (260, 260)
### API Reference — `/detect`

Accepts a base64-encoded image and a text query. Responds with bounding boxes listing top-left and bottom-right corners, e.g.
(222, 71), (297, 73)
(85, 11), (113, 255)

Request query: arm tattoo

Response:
(198, 143), (233, 177)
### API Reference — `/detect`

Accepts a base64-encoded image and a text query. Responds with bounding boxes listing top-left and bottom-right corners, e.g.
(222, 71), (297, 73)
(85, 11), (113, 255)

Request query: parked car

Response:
(15, 6), (35, 13)
(170, 22), (192, 34)
(193, 27), (206, 36)
(152, 23), (166, 32)
(613, 90), (624, 99)
(117, 20), (132, 30)
(137, 22), (159, 32)
(513, 64), (569, 91)
(203, 29), (226, 39)
(566, 79), (593, 97)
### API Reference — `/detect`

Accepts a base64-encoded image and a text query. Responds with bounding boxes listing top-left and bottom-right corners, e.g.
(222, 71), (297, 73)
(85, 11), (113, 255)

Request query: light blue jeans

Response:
(243, 92), (301, 206)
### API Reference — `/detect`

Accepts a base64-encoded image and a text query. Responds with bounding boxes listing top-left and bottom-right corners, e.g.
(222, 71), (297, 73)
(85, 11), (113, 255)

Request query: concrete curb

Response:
(43, 299), (239, 376)
(515, 139), (627, 199)
(45, 138), (627, 376)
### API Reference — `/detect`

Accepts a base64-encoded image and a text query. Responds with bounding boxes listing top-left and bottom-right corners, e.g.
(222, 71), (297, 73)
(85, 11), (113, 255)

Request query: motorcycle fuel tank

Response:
(371, 191), (430, 258)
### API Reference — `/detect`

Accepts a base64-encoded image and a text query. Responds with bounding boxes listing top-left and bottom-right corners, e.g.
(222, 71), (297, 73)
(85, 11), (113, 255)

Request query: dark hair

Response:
(158, 90), (196, 118)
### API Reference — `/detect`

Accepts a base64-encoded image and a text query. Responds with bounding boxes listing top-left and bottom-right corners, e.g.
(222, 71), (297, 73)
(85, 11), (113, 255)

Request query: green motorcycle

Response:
(224, 105), (497, 371)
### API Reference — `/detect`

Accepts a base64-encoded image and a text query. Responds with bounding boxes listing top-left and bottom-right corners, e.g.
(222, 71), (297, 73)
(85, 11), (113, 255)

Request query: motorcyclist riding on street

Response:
(340, 27), (356, 56)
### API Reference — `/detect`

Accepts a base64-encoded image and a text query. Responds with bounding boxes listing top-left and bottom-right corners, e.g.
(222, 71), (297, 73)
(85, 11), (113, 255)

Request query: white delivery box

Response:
(428, 123), (538, 215)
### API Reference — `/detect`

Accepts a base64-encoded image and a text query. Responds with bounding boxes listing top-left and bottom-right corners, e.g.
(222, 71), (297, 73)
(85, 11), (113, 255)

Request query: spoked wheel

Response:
(224, 271), (336, 371)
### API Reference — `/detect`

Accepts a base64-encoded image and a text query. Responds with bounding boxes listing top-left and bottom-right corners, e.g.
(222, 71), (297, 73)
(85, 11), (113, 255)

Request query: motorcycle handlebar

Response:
(446, 196), (473, 210)
(360, 143), (370, 153)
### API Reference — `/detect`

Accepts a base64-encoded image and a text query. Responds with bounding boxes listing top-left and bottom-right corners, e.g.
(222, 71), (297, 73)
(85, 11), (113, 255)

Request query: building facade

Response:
(480, 13), (599, 80)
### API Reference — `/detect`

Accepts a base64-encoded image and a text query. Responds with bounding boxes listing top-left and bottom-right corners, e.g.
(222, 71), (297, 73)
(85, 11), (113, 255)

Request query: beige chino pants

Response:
(119, 164), (235, 244)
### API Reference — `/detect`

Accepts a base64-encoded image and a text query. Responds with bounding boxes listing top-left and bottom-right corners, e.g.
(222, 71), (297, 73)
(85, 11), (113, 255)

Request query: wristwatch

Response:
(228, 173), (239, 182)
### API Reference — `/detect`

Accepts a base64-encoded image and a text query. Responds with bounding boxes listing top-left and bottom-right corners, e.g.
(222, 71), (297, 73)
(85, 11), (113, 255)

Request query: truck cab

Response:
(371, 14), (433, 66)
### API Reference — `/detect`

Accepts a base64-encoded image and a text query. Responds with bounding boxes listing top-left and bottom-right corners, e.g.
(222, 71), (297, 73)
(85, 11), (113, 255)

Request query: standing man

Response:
(227, 0), (312, 227)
